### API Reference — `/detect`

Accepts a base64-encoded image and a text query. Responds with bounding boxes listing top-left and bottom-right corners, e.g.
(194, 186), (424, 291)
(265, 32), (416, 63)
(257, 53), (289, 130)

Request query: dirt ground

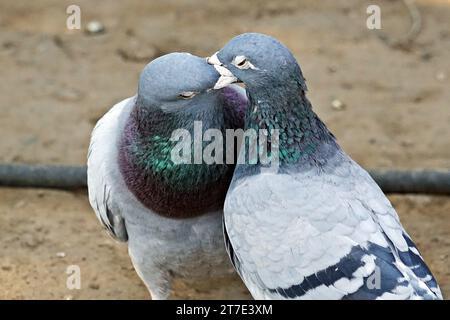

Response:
(0, 0), (449, 299)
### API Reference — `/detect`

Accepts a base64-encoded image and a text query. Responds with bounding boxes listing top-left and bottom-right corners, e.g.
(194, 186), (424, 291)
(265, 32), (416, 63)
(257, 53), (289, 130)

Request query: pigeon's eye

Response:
(235, 56), (248, 67)
(179, 91), (197, 99)
(233, 55), (255, 70)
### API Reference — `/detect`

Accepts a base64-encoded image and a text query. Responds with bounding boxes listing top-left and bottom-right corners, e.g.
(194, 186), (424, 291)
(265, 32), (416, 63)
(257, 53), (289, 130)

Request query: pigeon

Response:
(87, 52), (247, 299)
(207, 33), (443, 300)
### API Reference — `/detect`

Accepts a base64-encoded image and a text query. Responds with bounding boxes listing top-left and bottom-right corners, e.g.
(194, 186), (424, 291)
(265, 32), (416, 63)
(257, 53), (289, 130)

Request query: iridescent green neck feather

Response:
(242, 82), (338, 170)
(119, 89), (246, 218)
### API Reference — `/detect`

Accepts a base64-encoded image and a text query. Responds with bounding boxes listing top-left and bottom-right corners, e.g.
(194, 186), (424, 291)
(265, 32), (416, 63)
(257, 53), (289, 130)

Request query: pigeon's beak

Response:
(207, 52), (238, 90)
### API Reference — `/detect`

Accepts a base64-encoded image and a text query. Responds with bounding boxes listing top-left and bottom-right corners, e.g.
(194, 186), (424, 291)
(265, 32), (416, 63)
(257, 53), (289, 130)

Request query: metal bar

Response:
(0, 164), (449, 195)
(368, 169), (450, 195)
(0, 164), (87, 189)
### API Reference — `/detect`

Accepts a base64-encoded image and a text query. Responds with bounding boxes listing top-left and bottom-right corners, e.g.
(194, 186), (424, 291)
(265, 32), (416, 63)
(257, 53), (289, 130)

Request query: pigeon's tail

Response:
(396, 233), (443, 299)
(375, 227), (443, 300)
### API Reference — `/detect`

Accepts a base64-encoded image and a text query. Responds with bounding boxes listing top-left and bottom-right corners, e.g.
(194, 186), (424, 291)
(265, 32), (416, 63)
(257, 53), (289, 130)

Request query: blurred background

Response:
(0, 0), (448, 299)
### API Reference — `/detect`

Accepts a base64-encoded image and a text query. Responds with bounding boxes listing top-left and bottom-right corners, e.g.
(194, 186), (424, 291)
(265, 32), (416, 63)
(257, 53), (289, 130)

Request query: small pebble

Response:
(14, 200), (26, 209)
(420, 52), (433, 61)
(116, 42), (158, 63)
(22, 234), (43, 249)
(331, 99), (345, 111)
(400, 140), (414, 148)
(89, 283), (100, 290)
(85, 21), (105, 35)
(55, 87), (82, 102)
(56, 252), (66, 258)
(436, 72), (446, 81)
(327, 66), (337, 74)
(1, 265), (12, 271)
(340, 82), (353, 90)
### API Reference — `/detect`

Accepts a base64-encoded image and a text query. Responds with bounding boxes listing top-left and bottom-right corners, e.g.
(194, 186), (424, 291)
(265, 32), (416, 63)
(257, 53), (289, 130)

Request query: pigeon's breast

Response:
(118, 107), (234, 219)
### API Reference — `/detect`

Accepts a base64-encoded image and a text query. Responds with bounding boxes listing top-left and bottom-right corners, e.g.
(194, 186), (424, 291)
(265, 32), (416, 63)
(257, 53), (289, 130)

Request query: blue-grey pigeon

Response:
(87, 52), (247, 299)
(207, 33), (442, 300)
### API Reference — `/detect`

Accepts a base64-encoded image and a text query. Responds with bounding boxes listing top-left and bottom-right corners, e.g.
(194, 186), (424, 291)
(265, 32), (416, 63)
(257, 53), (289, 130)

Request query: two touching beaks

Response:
(207, 52), (238, 90)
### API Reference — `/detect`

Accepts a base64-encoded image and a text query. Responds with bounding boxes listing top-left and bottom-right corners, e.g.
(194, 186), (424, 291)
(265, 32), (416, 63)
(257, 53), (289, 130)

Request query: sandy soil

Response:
(0, 0), (449, 299)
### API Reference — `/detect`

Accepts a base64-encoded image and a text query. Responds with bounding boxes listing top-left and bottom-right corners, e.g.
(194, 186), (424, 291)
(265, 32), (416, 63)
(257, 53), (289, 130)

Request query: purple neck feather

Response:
(118, 89), (247, 219)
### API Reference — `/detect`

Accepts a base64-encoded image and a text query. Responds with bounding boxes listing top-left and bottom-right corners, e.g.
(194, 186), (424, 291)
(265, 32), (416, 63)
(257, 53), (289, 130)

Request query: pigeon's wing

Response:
(87, 97), (134, 242)
(224, 159), (442, 300)
(223, 213), (243, 275)
(351, 163), (442, 299)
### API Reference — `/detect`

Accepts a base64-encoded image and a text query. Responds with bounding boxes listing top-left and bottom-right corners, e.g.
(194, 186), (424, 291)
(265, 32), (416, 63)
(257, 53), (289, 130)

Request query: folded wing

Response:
(224, 158), (442, 300)
(87, 97), (134, 242)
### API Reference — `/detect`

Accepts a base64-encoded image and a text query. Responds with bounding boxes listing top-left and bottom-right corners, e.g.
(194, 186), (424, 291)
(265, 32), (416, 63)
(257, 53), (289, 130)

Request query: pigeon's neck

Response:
(243, 84), (339, 169)
(118, 102), (232, 218)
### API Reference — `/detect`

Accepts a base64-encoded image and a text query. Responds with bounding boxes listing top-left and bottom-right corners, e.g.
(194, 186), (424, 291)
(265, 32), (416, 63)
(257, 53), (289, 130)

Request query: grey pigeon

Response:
(207, 33), (443, 300)
(87, 52), (247, 299)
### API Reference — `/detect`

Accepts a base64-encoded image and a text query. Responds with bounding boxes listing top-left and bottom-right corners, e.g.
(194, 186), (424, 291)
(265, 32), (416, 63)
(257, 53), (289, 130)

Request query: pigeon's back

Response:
(224, 149), (442, 300)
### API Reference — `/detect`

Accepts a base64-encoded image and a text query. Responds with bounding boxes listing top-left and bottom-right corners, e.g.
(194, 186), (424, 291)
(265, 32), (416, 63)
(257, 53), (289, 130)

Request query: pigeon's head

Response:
(137, 52), (223, 113)
(207, 33), (306, 91)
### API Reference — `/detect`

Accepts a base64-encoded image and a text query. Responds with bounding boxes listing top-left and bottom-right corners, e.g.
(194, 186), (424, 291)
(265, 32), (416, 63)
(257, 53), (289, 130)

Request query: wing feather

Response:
(87, 97), (134, 242)
(224, 157), (441, 299)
